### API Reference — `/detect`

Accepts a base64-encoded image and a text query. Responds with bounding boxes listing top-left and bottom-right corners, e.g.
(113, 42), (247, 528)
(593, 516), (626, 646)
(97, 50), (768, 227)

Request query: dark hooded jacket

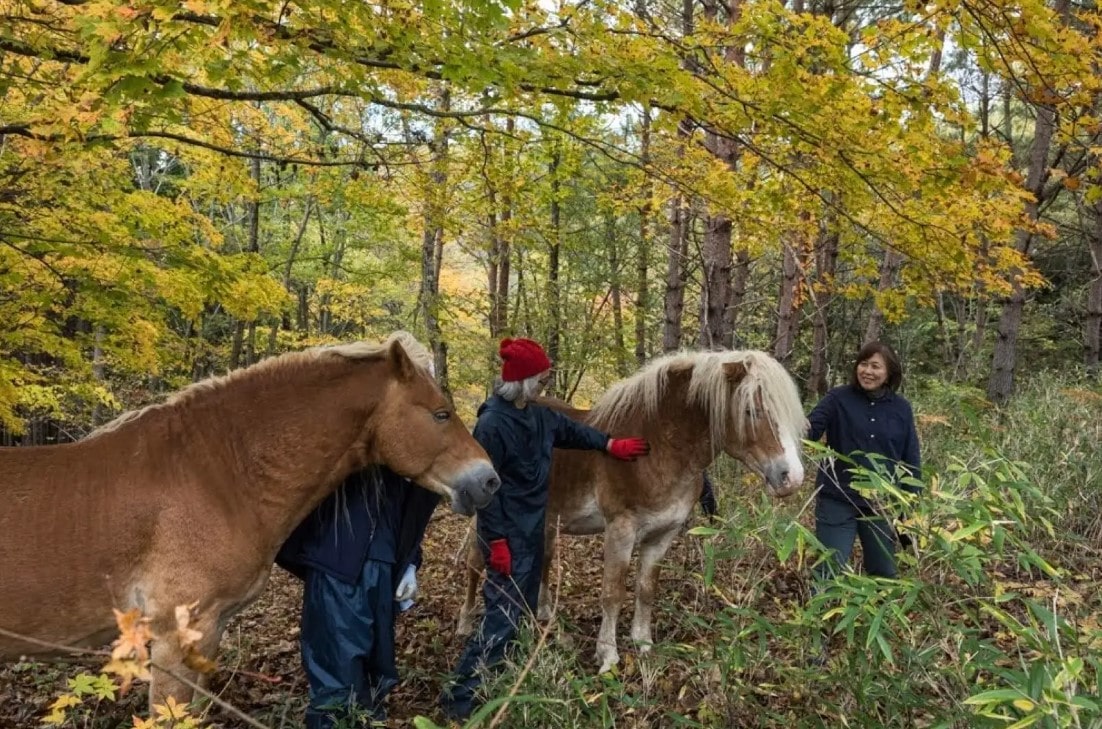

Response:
(473, 395), (609, 544)
(276, 467), (441, 584)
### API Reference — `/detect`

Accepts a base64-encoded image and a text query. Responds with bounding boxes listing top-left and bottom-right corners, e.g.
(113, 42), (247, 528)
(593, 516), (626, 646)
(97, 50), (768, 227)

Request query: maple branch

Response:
(0, 36), (88, 64)
(1, 123), (370, 166)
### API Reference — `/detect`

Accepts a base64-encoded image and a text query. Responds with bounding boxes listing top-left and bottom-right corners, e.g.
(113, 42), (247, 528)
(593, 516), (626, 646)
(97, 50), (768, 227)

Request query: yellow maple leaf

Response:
(175, 603), (218, 674)
(42, 693), (81, 725)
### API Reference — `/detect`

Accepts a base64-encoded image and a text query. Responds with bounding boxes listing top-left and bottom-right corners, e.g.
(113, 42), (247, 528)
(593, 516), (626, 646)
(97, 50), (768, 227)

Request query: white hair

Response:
(494, 374), (544, 404)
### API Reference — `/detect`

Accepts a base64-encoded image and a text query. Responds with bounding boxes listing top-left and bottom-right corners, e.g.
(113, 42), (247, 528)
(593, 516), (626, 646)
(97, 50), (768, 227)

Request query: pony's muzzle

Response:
(449, 463), (501, 516)
(763, 459), (803, 497)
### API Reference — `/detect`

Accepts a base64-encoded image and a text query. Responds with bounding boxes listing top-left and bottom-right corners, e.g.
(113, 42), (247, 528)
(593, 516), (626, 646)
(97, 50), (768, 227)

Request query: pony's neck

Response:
(126, 356), (381, 551)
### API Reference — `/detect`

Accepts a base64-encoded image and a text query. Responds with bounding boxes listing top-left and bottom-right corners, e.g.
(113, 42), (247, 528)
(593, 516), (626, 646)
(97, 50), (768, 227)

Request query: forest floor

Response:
(2, 503), (1098, 729)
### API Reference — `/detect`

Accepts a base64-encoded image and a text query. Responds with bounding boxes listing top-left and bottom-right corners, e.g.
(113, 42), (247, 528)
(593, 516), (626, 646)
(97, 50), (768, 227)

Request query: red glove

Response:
(487, 538), (511, 576)
(607, 437), (650, 461)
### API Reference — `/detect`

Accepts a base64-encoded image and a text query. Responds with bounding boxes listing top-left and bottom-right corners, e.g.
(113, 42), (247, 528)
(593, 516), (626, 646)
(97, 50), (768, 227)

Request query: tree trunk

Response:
(865, 248), (903, 343)
(988, 101), (1057, 404)
(547, 146), (562, 391)
(419, 87), (451, 394)
(726, 247), (751, 343)
(269, 198), (314, 355)
(1087, 232), (1102, 372)
(663, 194), (690, 352)
(661, 0), (696, 353)
(608, 216), (629, 376)
(808, 231), (839, 397)
(699, 210), (734, 350)
(635, 106), (652, 367)
(774, 237), (802, 364)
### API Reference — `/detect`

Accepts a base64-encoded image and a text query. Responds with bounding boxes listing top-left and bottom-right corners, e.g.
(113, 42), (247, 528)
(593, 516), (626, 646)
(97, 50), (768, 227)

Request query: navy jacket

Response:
(277, 468), (441, 584)
(807, 385), (922, 508)
(474, 395), (609, 544)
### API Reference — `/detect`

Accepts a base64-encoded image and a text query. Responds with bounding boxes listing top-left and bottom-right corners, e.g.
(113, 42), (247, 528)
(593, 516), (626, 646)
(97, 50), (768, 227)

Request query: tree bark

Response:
(988, 98), (1058, 404)
(635, 106), (652, 367)
(547, 146), (562, 391)
(418, 87), (451, 394)
(808, 231), (839, 397)
(773, 235), (803, 364)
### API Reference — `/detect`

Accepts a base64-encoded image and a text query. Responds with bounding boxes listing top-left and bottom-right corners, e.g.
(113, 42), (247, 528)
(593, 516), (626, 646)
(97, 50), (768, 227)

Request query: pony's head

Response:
(332, 332), (500, 515)
(589, 349), (806, 498)
(696, 352), (806, 497)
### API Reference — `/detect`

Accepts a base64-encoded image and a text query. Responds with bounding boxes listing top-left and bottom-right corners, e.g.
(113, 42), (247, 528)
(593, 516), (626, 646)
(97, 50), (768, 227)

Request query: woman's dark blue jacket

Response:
(807, 385), (921, 509)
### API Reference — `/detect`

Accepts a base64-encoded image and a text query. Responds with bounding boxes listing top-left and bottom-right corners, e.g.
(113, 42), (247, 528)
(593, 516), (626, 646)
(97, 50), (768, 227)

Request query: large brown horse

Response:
(457, 349), (806, 673)
(0, 331), (499, 707)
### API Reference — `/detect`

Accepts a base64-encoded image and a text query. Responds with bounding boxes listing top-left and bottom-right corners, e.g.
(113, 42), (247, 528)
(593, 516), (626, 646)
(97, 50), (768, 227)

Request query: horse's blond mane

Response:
(88, 331), (432, 439)
(588, 349), (805, 449)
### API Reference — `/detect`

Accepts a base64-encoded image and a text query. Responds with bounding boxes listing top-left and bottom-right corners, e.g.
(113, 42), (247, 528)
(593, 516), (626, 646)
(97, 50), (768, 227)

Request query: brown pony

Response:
(457, 349), (806, 673)
(0, 331), (499, 708)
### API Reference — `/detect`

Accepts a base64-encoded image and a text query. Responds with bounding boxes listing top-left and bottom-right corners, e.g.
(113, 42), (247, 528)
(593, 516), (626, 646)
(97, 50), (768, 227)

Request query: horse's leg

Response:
(596, 517), (635, 674)
(456, 529), (483, 638)
(536, 528), (558, 623)
(148, 610), (221, 713)
(631, 525), (679, 652)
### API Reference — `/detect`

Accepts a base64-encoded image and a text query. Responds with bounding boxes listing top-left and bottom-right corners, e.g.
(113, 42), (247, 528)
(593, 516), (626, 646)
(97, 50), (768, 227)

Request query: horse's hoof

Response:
(596, 650), (620, 675)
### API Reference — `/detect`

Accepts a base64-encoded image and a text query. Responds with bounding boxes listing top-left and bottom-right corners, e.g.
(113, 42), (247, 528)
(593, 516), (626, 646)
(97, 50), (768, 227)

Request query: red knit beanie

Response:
(499, 338), (552, 382)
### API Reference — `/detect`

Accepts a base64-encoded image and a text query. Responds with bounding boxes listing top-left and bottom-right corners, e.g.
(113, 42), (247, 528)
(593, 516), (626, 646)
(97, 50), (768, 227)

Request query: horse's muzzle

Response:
(763, 458), (804, 498)
(449, 462), (501, 516)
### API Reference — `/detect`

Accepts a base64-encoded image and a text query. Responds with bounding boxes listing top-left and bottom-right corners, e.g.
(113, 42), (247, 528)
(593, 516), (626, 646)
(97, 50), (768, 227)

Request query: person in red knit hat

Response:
(440, 337), (649, 720)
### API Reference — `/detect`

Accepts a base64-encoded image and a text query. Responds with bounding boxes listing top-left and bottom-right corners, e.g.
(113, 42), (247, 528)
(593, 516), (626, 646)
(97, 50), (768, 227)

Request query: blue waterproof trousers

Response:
(439, 534), (544, 720)
(814, 495), (898, 581)
(300, 559), (396, 729)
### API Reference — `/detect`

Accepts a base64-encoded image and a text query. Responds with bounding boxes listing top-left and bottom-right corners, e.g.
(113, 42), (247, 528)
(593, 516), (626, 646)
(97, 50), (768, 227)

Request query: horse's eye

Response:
(433, 409), (451, 423)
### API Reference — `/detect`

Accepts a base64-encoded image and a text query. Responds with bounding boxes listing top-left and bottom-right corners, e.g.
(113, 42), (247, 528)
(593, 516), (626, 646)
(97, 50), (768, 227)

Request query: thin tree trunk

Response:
(663, 195), (690, 352)
(699, 211), (734, 350)
(774, 237), (802, 363)
(865, 248), (903, 343)
(269, 198), (314, 354)
(988, 100), (1058, 404)
(547, 146), (562, 390)
(419, 87), (451, 394)
(726, 247), (751, 344)
(662, 0), (696, 353)
(608, 216), (629, 376)
(635, 106), (652, 367)
(808, 232), (839, 397)
(1087, 233), (1102, 372)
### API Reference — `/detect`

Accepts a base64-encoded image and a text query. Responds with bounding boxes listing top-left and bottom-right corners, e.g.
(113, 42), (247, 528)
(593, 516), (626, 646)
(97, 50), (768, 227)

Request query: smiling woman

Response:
(806, 340), (921, 584)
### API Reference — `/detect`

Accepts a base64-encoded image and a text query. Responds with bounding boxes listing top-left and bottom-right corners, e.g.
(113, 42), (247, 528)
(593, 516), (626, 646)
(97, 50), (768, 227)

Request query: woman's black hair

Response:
(850, 341), (903, 392)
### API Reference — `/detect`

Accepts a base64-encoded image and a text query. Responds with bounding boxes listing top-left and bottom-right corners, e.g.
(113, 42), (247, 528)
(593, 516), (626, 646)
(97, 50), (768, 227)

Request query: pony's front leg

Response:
(148, 611), (221, 714)
(536, 529), (558, 623)
(631, 526), (679, 651)
(456, 535), (484, 638)
(596, 518), (635, 674)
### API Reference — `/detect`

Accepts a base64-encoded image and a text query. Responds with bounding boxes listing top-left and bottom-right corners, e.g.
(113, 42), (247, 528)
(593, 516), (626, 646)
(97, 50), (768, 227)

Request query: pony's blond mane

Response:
(88, 331), (432, 439)
(588, 349), (805, 450)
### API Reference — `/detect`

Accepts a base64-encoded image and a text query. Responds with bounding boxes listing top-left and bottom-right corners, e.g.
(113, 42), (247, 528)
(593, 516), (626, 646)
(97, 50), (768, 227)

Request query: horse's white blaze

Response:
(782, 433), (805, 487)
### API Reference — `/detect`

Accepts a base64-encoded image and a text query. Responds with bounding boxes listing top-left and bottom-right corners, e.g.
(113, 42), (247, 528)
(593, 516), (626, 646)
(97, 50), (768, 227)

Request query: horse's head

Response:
(718, 356), (806, 498)
(365, 337), (500, 516)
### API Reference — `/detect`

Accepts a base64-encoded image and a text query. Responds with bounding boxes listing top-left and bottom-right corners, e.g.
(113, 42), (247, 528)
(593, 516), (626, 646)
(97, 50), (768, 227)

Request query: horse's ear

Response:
(388, 339), (418, 382)
(722, 361), (748, 382)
